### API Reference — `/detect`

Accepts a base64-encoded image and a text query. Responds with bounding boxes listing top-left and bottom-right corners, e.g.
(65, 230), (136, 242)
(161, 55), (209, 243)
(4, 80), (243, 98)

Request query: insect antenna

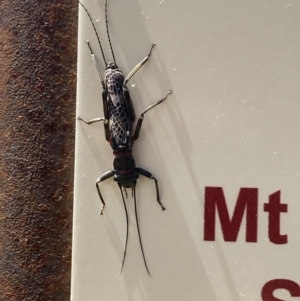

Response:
(79, 1), (107, 65)
(133, 184), (151, 276)
(117, 184), (129, 276)
(105, 0), (117, 64)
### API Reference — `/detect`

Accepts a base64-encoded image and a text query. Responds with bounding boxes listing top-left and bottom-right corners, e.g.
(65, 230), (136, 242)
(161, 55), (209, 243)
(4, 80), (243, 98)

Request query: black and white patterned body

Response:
(105, 68), (133, 150)
(79, 1), (172, 276)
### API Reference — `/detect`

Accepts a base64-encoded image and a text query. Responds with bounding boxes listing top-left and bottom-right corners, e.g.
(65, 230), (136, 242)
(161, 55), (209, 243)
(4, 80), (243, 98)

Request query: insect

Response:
(78, 0), (172, 276)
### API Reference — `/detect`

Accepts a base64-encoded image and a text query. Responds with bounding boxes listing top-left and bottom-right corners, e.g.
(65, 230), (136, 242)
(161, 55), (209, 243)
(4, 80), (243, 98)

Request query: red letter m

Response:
(204, 187), (258, 242)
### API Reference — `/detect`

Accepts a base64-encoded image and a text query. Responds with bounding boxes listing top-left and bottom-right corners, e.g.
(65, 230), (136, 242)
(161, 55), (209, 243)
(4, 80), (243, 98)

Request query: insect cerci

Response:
(78, 0), (172, 276)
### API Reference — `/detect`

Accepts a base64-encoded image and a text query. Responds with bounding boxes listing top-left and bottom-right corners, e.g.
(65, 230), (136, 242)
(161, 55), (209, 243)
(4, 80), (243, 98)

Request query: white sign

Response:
(72, 0), (300, 300)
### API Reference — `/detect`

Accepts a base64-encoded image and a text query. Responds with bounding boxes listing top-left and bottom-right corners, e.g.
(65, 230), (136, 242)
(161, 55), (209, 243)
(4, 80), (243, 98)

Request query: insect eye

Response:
(106, 62), (118, 70)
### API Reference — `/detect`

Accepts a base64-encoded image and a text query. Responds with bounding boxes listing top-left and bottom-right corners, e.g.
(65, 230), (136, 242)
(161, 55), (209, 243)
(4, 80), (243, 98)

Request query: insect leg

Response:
(116, 184), (129, 276)
(86, 41), (105, 89)
(96, 170), (116, 215)
(133, 184), (151, 276)
(135, 167), (165, 211)
(133, 90), (172, 140)
(77, 116), (105, 124)
(124, 43), (156, 85)
(123, 86), (136, 121)
(78, 89), (110, 140)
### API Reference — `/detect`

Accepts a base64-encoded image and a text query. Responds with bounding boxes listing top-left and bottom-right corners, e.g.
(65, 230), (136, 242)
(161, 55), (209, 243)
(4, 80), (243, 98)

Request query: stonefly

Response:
(78, 0), (172, 276)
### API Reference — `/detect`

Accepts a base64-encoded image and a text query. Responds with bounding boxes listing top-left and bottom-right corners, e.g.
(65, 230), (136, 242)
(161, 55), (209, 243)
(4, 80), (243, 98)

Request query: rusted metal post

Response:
(0, 1), (77, 300)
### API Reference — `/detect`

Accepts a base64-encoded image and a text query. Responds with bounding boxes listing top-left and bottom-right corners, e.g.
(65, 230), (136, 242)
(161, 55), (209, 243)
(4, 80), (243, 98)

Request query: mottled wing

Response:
(106, 70), (131, 145)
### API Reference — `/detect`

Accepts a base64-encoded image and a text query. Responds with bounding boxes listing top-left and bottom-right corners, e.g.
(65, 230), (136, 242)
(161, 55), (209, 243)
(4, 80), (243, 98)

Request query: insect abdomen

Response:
(105, 70), (132, 149)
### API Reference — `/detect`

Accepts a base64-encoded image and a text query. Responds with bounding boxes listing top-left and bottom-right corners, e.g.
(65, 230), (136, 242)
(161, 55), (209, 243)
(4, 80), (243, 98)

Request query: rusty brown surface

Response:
(0, 1), (77, 300)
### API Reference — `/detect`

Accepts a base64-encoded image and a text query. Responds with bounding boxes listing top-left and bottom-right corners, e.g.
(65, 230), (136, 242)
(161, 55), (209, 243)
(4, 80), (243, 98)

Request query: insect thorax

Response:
(113, 151), (136, 171)
(113, 152), (138, 188)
